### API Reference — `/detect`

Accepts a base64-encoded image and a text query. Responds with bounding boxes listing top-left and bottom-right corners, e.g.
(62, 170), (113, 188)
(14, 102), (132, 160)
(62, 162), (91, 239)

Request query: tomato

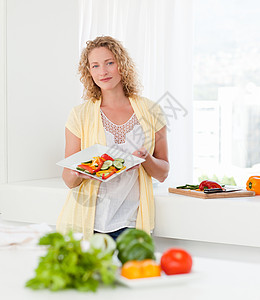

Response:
(121, 259), (161, 279)
(160, 248), (192, 275)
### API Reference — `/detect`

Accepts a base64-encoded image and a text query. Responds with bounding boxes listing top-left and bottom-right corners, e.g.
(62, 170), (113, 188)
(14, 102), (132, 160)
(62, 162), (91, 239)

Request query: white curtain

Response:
(79, 0), (193, 186)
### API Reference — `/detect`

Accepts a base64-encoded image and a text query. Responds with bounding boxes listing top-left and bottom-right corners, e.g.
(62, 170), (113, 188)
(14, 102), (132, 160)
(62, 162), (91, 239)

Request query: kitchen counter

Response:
(153, 187), (260, 248)
(1, 178), (260, 250)
(1, 182), (260, 299)
(1, 217), (260, 300)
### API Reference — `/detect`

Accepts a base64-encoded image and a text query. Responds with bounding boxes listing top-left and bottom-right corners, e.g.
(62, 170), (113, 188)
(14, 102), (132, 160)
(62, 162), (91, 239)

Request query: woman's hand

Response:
(63, 168), (100, 189)
(126, 147), (148, 172)
(62, 128), (100, 188)
(130, 127), (169, 182)
(132, 147), (149, 160)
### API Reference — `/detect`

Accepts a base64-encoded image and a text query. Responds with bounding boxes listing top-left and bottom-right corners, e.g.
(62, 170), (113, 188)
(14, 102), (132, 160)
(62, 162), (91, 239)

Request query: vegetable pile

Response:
(26, 228), (193, 291)
(116, 228), (193, 280)
(76, 153), (126, 180)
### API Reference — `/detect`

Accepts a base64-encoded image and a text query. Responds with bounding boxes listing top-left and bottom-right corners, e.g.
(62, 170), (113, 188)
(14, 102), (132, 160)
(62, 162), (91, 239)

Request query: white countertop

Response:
(1, 176), (260, 299)
(1, 218), (260, 300)
(1, 241), (260, 300)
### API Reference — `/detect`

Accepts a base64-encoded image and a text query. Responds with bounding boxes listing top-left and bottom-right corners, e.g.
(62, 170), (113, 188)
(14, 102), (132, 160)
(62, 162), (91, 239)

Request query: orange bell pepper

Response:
(246, 176), (260, 195)
(121, 259), (161, 279)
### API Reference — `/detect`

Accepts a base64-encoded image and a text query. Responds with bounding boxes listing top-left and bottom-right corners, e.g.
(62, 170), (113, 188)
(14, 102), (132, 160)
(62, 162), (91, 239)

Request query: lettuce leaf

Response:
(25, 231), (117, 292)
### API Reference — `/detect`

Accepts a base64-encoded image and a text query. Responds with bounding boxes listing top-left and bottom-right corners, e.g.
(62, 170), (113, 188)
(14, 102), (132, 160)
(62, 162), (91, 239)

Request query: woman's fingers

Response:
(132, 147), (148, 159)
(128, 147), (148, 172)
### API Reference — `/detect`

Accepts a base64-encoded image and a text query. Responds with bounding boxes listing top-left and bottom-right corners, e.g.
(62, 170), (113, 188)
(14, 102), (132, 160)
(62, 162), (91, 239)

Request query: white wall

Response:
(1, 0), (80, 183)
(0, 0), (7, 184)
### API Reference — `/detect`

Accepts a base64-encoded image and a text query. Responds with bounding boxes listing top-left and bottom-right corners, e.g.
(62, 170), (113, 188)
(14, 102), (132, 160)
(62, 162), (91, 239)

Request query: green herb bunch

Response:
(25, 231), (117, 292)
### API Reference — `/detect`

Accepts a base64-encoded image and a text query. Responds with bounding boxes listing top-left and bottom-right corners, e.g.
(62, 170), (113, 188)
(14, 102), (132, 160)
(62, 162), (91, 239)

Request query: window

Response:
(193, 0), (260, 186)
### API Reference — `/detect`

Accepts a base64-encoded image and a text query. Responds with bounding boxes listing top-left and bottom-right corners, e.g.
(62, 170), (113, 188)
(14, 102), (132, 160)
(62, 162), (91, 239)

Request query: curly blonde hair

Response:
(78, 36), (142, 101)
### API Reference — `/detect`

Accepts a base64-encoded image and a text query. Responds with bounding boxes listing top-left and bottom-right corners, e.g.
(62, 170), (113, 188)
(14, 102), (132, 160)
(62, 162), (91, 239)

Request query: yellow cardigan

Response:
(56, 96), (166, 240)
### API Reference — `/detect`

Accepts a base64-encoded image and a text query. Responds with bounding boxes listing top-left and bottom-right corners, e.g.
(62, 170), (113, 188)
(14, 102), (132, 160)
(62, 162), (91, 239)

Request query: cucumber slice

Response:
(113, 160), (123, 170)
(76, 167), (94, 174)
(114, 158), (125, 164)
(101, 160), (113, 170)
(82, 159), (92, 164)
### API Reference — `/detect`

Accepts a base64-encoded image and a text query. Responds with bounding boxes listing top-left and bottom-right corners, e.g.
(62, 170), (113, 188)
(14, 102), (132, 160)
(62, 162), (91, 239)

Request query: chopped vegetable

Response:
(77, 164), (96, 174)
(121, 259), (161, 279)
(112, 160), (123, 170)
(176, 184), (200, 190)
(100, 160), (113, 170)
(114, 158), (125, 164)
(81, 159), (92, 164)
(116, 166), (126, 173)
(116, 229), (155, 264)
(25, 231), (117, 292)
(76, 154), (125, 180)
(91, 157), (104, 172)
(76, 167), (89, 173)
(102, 170), (116, 180)
(101, 153), (114, 161)
(199, 180), (222, 191)
(246, 176), (260, 195)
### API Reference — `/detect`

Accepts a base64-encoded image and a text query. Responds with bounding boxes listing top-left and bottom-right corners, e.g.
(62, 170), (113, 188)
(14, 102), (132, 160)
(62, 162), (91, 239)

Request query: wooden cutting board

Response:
(168, 188), (255, 199)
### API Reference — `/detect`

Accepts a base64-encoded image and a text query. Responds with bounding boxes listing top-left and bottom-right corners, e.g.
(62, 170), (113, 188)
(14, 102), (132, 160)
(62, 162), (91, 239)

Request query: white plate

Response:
(117, 271), (199, 288)
(56, 144), (145, 182)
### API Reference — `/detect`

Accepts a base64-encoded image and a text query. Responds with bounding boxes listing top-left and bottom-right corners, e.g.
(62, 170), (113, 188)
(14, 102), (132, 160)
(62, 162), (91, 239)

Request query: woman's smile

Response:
(100, 77), (112, 82)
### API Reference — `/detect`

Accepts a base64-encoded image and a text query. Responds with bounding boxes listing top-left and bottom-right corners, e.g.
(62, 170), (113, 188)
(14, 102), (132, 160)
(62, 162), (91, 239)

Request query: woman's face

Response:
(88, 47), (122, 92)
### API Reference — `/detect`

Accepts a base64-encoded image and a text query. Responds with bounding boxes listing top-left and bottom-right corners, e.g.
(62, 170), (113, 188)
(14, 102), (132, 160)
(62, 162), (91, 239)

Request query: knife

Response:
(204, 188), (242, 194)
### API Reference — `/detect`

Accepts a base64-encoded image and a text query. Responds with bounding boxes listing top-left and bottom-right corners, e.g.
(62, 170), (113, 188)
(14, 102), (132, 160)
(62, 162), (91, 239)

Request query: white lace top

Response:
(94, 109), (145, 232)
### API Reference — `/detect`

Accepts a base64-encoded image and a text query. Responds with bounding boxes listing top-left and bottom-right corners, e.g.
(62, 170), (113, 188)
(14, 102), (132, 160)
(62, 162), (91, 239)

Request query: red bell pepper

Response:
(91, 157), (104, 172)
(199, 180), (222, 191)
(101, 153), (114, 161)
(102, 170), (116, 180)
(77, 164), (96, 174)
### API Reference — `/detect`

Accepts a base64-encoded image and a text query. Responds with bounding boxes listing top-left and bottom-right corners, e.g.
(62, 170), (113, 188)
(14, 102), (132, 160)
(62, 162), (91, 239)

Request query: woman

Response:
(57, 36), (169, 240)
